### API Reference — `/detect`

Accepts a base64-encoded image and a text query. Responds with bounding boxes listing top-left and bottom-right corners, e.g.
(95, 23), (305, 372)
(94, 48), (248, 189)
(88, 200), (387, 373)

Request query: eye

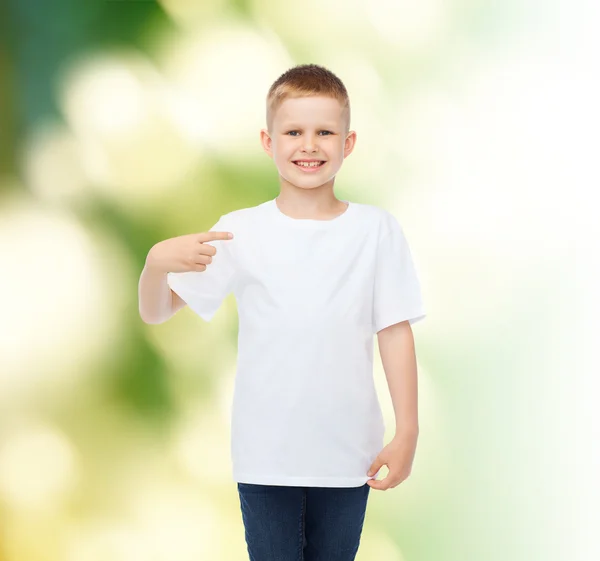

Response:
(286, 130), (333, 136)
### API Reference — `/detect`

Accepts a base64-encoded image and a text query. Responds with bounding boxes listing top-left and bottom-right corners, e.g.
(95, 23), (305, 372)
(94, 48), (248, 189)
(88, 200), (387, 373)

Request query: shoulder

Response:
(214, 208), (253, 233)
(351, 202), (401, 236)
(220, 201), (268, 225)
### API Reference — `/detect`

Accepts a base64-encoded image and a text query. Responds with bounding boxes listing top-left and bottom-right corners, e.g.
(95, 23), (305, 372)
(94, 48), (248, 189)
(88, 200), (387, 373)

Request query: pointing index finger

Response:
(200, 231), (234, 242)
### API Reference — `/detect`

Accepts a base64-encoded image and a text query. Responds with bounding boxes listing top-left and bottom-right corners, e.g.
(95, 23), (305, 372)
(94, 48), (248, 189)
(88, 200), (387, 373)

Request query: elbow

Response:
(140, 315), (158, 325)
(139, 310), (166, 325)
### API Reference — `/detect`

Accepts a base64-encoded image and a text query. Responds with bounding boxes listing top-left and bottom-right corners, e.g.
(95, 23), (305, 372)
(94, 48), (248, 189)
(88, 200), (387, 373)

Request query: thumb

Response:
(367, 457), (384, 477)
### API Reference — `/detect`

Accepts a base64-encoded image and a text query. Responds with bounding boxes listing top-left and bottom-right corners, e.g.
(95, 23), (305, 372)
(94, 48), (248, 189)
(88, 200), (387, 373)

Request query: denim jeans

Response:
(237, 482), (371, 561)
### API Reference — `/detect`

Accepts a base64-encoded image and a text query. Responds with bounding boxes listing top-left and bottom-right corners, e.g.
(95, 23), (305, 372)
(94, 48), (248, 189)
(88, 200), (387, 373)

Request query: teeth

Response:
(295, 161), (323, 167)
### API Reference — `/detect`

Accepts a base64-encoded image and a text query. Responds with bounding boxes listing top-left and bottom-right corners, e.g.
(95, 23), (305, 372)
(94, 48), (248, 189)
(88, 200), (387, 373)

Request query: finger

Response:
(194, 253), (212, 265)
(192, 263), (207, 272)
(199, 231), (234, 242)
(198, 243), (217, 257)
(367, 479), (385, 491)
(368, 477), (391, 491)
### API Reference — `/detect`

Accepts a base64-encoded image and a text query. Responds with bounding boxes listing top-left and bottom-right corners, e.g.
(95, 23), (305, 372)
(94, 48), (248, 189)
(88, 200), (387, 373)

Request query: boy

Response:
(138, 64), (426, 561)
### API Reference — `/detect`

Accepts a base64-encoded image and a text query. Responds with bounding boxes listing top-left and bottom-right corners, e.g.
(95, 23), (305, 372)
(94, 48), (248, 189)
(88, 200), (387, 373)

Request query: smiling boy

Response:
(139, 63), (426, 561)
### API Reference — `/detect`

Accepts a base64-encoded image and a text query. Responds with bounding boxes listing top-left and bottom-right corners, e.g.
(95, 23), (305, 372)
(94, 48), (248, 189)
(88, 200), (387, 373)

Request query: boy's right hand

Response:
(145, 231), (234, 274)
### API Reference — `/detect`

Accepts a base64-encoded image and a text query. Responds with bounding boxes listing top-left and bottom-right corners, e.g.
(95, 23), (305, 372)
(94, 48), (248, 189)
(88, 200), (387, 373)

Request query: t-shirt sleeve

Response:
(372, 213), (426, 334)
(166, 214), (236, 322)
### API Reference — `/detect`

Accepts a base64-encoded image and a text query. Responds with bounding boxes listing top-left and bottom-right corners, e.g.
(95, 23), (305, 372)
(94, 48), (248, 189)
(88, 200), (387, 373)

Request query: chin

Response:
(285, 184), (320, 191)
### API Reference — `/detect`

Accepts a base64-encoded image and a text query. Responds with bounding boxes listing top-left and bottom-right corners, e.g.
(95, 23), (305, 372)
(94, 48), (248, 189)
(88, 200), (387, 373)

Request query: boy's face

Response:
(260, 96), (357, 193)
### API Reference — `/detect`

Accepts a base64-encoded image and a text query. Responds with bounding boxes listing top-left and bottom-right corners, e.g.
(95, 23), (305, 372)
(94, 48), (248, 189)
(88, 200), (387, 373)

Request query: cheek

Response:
(274, 151), (290, 164)
(274, 145), (294, 162)
(273, 153), (292, 170)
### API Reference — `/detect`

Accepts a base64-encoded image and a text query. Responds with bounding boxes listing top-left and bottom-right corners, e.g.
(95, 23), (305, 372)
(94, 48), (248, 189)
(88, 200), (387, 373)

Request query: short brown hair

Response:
(266, 64), (351, 134)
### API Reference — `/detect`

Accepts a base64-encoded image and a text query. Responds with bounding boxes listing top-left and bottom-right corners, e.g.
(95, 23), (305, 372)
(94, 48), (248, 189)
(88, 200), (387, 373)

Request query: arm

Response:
(138, 262), (187, 324)
(367, 320), (420, 490)
(138, 230), (234, 324)
(377, 320), (419, 437)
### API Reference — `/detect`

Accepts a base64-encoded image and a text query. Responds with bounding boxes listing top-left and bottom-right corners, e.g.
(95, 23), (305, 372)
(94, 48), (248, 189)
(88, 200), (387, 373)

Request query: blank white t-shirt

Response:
(167, 198), (426, 487)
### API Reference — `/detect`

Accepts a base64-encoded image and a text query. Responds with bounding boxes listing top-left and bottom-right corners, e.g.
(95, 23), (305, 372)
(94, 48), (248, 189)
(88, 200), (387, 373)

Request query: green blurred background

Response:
(0, 0), (594, 560)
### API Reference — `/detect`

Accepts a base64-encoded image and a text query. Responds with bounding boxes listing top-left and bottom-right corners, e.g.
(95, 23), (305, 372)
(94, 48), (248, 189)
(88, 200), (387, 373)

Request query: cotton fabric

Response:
(167, 198), (426, 487)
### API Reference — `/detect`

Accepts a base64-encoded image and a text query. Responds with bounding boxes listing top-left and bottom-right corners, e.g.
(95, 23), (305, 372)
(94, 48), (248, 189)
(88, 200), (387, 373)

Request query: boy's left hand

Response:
(366, 431), (418, 491)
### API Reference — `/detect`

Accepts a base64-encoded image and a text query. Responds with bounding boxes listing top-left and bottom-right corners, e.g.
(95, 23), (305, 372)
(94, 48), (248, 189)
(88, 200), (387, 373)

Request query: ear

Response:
(260, 128), (273, 158)
(343, 130), (357, 158)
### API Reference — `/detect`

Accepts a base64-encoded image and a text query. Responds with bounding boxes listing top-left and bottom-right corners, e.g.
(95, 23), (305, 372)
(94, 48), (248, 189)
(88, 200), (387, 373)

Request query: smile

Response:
(293, 161), (326, 172)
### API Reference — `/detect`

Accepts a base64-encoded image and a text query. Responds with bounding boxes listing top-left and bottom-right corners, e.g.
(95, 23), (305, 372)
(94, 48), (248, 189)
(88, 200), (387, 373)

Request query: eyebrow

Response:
(281, 124), (338, 129)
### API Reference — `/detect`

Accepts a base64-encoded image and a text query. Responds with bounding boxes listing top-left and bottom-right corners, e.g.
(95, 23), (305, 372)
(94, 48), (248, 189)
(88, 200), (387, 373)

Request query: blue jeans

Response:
(237, 482), (371, 561)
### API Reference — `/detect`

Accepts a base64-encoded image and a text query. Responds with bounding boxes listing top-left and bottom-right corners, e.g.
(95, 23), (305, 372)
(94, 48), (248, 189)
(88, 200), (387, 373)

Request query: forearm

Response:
(138, 259), (174, 324)
(377, 320), (419, 435)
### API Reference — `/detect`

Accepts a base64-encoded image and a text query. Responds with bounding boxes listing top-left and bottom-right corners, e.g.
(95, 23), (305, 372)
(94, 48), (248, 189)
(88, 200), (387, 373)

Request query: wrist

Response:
(395, 424), (419, 438)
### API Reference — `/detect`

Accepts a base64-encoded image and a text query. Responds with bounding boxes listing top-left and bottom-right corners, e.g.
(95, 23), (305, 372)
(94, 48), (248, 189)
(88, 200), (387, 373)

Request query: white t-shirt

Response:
(167, 198), (426, 487)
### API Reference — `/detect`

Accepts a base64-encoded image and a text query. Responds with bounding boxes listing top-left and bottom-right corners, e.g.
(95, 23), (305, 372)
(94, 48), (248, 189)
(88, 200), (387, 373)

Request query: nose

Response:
(301, 134), (318, 153)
